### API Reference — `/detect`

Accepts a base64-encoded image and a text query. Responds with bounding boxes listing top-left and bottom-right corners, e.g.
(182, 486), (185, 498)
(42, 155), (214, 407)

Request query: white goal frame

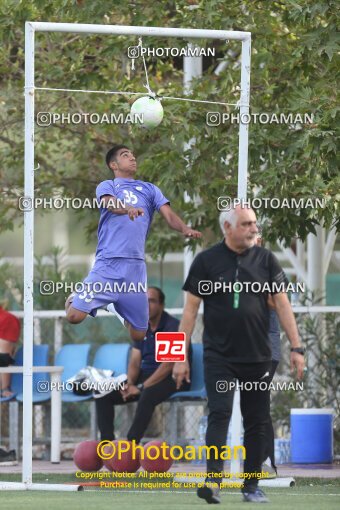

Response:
(15, 21), (251, 491)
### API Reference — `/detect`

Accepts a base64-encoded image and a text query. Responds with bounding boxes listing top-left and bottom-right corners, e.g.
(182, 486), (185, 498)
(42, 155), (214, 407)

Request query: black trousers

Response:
(264, 360), (279, 470)
(204, 352), (272, 489)
(95, 372), (190, 443)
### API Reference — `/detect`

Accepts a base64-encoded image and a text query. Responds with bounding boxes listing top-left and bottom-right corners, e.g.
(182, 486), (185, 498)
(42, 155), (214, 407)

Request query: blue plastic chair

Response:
(169, 343), (206, 400)
(93, 343), (130, 376)
(0, 345), (50, 404)
(166, 343), (206, 444)
(55, 343), (91, 402)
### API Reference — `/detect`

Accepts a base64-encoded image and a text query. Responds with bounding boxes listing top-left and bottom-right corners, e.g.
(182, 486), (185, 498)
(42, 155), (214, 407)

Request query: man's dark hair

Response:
(105, 145), (130, 170)
(149, 286), (165, 305)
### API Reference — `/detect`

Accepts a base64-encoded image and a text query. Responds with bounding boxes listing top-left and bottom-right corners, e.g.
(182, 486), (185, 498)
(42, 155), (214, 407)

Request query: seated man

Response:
(0, 301), (20, 464)
(0, 302), (20, 398)
(95, 286), (191, 443)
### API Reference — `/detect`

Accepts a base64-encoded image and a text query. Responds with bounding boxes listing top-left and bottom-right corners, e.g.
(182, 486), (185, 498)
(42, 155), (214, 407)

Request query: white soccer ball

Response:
(130, 96), (164, 129)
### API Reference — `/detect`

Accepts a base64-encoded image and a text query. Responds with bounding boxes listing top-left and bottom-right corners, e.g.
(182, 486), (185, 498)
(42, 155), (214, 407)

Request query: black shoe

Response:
(197, 482), (221, 504)
(242, 487), (269, 503)
(0, 449), (17, 464)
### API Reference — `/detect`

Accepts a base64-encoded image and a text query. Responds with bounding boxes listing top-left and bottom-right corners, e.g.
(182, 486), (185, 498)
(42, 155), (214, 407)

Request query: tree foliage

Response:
(0, 0), (338, 256)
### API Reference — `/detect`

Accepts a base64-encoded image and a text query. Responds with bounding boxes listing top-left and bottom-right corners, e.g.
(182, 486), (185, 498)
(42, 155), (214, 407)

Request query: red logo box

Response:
(155, 332), (186, 362)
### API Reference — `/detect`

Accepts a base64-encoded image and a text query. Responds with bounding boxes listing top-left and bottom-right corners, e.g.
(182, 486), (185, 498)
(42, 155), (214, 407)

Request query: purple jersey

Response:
(95, 178), (169, 260)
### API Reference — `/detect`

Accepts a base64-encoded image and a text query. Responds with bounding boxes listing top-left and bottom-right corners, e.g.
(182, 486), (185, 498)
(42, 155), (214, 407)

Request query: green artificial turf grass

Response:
(0, 476), (339, 510)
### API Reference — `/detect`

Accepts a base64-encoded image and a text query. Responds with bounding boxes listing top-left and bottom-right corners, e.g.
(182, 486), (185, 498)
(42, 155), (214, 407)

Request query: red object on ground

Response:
(73, 440), (103, 471)
(140, 440), (173, 473)
(103, 440), (140, 473)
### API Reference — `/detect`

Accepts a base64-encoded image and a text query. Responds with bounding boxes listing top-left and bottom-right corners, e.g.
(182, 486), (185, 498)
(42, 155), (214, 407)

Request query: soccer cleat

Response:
(197, 482), (221, 504)
(242, 487), (269, 503)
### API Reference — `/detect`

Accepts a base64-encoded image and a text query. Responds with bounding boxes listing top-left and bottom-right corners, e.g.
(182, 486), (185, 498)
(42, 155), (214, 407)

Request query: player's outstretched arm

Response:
(159, 204), (202, 238)
(100, 194), (144, 220)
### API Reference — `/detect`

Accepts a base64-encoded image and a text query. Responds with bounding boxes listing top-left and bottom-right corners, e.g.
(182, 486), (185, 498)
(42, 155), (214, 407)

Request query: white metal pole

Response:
(23, 21), (35, 485)
(277, 242), (308, 284)
(183, 44), (202, 280)
(54, 318), (63, 355)
(237, 36), (251, 199)
(50, 371), (62, 463)
(182, 46), (203, 440)
(324, 228), (337, 277)
(0, 482), (83, 491)
(232, 34), (251, 475)
(307, 225), (326, 303)
(29, 22), (250, 41)
(307, 226), (326, 397)
(296, 239), (305, 272)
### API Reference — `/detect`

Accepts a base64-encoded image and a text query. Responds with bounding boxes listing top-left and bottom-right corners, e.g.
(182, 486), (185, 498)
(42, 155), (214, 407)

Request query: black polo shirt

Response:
(183, 241), (288, 363)
(133, 311), (180, 373)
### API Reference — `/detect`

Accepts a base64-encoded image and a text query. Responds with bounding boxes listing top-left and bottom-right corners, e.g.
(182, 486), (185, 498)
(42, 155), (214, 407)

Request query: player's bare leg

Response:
(65, 294), (88, 324)
(0, 339), (16, 397)
(106, 303), (146, 342)
(128, 325), (147, 342)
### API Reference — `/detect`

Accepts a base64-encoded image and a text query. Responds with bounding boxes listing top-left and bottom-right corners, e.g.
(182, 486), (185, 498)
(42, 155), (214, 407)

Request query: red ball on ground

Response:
(140, 440), (173, 473)
(73, 440), (103, 471)
(103, 440), (140, 473)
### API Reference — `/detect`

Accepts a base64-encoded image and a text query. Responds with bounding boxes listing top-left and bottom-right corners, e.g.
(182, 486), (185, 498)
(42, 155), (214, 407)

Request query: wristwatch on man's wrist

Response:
(137, 383), (144, 392)
(290, 347), (305, 355)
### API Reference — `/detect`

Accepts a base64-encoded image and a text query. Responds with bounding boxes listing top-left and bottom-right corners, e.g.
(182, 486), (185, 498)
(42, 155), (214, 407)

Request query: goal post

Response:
(20, 21), (251, 490)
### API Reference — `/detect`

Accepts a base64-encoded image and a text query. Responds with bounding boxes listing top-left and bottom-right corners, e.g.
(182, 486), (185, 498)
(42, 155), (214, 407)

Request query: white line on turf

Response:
(84, 490), (340, 496)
